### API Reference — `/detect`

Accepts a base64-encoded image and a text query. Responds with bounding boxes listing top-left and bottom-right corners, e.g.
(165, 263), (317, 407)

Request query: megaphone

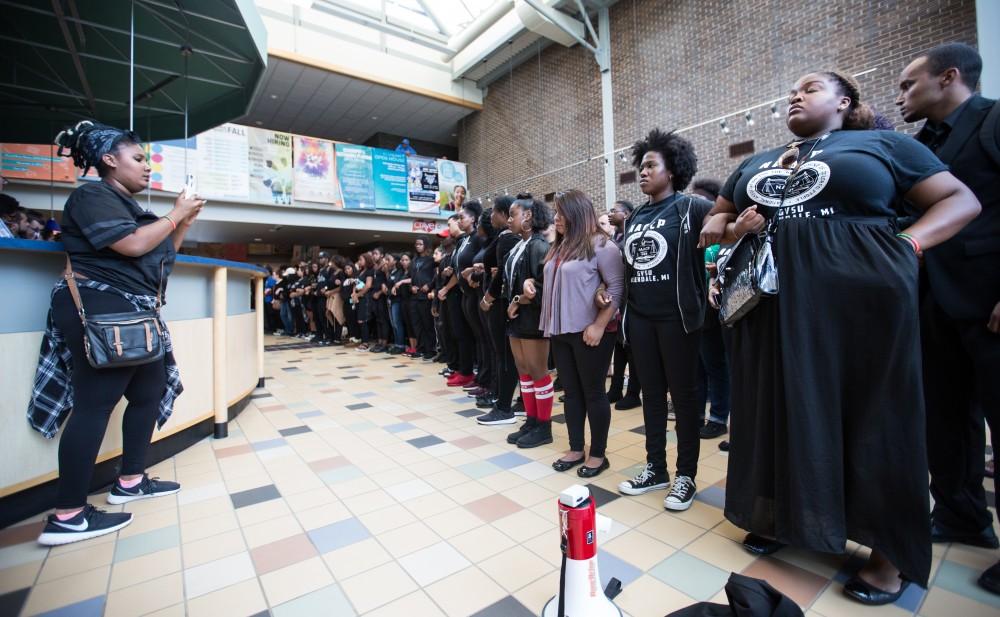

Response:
(541, 485), (623, 617)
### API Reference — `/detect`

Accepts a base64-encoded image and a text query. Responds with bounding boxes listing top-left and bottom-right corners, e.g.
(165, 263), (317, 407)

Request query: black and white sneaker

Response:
(476, 408), (517, 425)
(663, 475), (697, 511)
(107, 475), (181, 505)
(37, 505), (132, 546)
(618, 463), (670, 495)
(511, 399), (526, 417)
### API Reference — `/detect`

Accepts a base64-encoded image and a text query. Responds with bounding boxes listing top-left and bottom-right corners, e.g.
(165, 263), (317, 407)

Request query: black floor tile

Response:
(407, 435), (445, 448)
(230, 484), (281, 509)
(470, 596), (536, 617)
(278, 425), (312, 437)
(456, 408), (481, 418)
(586, 483), (621, 507)
(346, 402), (372, 410)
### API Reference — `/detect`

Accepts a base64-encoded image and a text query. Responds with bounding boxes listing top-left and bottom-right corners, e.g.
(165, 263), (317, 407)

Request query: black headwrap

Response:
(54, 120), (141, 174)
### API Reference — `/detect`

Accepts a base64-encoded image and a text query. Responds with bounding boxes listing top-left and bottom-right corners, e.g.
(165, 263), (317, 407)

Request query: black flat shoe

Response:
(930, 521), (1000, 549)
(577, 458), (610, 478)
(742, 533), (786, 556)
(978, 561), (1000, 595)
(552, 457), (585, 472)
(843, 575), (909, 606)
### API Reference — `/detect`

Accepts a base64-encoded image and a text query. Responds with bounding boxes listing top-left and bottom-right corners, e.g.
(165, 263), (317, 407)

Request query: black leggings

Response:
(488, 300), (517, 410)
(611, 338), (641, 397)
(627, 313), (702, 478)
(463, 290), (491, 387)
(410, 300), (435, 354)
(51, 287), (165, 508)
(447, 292), (475, 374)
(374, 298), (391, 341)
(551, 331), (616, 457)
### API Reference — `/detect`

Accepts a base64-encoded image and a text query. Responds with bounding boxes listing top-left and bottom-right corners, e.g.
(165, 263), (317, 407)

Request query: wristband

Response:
(896, 232), (921, 255)
(162, 214), (177, 230)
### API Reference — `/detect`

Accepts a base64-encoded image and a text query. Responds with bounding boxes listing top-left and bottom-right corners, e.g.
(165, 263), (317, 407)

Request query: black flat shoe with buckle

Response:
(552, 456), (585, 472)
(577, 458), (610, 478)
(843, 575), (909, 606)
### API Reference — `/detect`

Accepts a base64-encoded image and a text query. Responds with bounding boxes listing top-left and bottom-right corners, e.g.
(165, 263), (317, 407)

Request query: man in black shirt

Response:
(409, 235), (437, 358)
(897, 43), (1000, 594)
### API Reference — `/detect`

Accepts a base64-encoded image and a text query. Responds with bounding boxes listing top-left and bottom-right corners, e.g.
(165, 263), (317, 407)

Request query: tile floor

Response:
(2, 336), (998, 617)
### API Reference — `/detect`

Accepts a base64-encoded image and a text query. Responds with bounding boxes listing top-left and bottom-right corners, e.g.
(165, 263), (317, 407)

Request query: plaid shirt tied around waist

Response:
(27, 278), (184, 439)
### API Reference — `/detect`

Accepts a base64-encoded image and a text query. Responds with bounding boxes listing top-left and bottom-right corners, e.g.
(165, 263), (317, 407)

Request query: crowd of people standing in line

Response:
(261, 43), (999, 607)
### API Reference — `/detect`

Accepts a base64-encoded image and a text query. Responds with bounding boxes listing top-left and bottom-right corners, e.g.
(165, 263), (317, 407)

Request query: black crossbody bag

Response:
(64, 257), (165, 369)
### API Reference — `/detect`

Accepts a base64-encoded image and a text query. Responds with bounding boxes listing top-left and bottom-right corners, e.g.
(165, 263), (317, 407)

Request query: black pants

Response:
(374, 298), (391, 341)
(552, 331), (616, 457)
(697, 312), (732, 424)
(627, 313), (702, 478)
(410, 300), (435, 354)
(51, 287), (165, 508)
(437, 299), (457, 367)
(923, 295), (1000, 533)
(463, 290), (491, 388)
(488, 300), (517, 410)
(610, 337), (641, 398)
(312, 297), (330, 341)
(344, 302), (360, 339)
(447, 292), (474, 374)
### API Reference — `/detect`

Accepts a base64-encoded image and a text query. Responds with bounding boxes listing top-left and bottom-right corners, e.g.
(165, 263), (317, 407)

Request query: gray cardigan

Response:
(539, 236), (625, 336)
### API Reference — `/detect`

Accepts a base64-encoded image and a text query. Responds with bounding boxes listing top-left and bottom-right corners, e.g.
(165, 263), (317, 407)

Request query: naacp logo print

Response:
(746, 161), (831, 208)
(624, 230), (667, 271)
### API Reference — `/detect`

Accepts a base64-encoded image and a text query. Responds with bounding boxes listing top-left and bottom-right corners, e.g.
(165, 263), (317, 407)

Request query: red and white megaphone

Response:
(541, 484), (623, 617)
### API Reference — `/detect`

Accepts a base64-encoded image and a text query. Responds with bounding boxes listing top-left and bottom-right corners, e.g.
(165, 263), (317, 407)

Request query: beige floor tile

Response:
(478, 545), (556, 592)
(919, 586), (1000, 617)
(143, 603), (185, 617)
(178, 496), (233, 525)
(357, 503), (418, 535)
(104, 571), (184, 617)
(342, 488), (395, 515)
(235, 499), (293, 527)
(603, 529), (678, 571)
(259, 555), (335, 606)
(242, 514), (303, 548)
(424, 507), (484, 538)
(425, 566), (507, 617)
(21, 565), (110, 615)
(181, 529), (247, 568)
(683, 530), (757, 572)
(46, 526), (116, 557)
(179, 508), (239, 543)
(493, 508), (557, 543)
(294, 500), (353, 531)
(442, 480), (494, 505)
(503, 482), (557, 507)
(403, 493), (461, 519)
(810, 583), (911, 617)
(448, 525), (518, 563)
(109, 547), (182, 591)
(945, 543), (1000, 571)
(283, 486), (338, 512)
(0, 560), (43, 594)
(322, 537), (392, 580)
(37, 539), (115, 583)
(636, 511), (708, 548)
(340, 561), (418, 613)
(521, 529), (564, 567)
(424, 469), (470, 490)
(597, 497), (661, 528)
(679, 501), (727, 529)
(224, 473), (274, 494)
(116, 508), (178, 540)
(186, 578), (267, 617)
(362, 590), (446, 617)
(615, 574), (695, 617)
(478, 470), (525, 492)
(377, 520), (442, 558)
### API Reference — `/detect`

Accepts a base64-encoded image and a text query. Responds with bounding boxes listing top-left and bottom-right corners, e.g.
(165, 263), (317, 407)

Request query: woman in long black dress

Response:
(700, 71), (980, 604)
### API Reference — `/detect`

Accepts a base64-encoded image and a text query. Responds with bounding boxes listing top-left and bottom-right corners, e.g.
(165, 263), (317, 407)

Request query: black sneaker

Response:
(511, 399), (526, 417)
(615, 394), (641, 410)
(38, 505), (132, 546)
(664, 475), (697, 511)
(107, 475), (181, 505)
(516, 421), (553, 448)
(477, 408), (517, 425)
(389, 346), (404, 355)
(618, 463), (670, 495)
(507, 417), (537, 444)
(422, 353), (436, 361)
(475, 395), (496, 409)
(700, 421), (728, 439)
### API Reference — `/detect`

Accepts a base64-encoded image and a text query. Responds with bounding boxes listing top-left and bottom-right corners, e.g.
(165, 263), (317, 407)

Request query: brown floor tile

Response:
(0, 522), (44, 548)
(464, 494), (523, 523)
(308, 456), (351, 472)
(742, 556), (830, 608)
(250, 533), (318, 575)
(214, 444), (255, 458)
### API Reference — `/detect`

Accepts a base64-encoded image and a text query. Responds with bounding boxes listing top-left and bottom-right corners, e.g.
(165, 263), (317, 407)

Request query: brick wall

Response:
(458, 0), (978, 210)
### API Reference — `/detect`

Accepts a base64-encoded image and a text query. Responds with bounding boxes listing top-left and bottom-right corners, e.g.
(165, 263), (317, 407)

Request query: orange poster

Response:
(0, 144), (77, 182)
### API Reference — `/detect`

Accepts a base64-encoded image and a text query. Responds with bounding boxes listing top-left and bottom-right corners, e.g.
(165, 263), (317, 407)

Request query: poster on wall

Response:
(249, 129), (293, 205)
(335, 143), (375, 210)
(407, 155), (439, 213)
(147, 137), (196, 194)
(371, 148), (408, 211)
(437, 159), (468, 212)
(0, 144), (77, 182)
(196, 123), (249, 199)
(293, 136), (341, 206)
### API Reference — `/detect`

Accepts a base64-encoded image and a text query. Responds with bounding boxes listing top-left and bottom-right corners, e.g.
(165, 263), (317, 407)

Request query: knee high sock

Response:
(533, 375), (554, 422)
(519, 375), (537, 419)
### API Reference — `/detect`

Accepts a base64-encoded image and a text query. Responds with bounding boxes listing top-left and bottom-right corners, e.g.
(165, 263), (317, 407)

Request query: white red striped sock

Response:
(534, 375), (554, 421)
(519, 375), (537, 418)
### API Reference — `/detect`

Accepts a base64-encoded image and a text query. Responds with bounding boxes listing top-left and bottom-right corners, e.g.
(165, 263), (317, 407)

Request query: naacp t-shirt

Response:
(721, 130), (947, 220)
(61, 181), (176, 297)
(623, 193), (683, 321)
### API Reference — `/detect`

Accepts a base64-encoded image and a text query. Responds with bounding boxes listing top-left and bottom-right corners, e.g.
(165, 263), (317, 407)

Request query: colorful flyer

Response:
(437, 159), (468, 212)
(407, 155), (439, 213)
(371, 147), (408, 211)
(196, 123), (249, 199)
(335, 143), (375, 210)
(293, 136), (341, 206)
(249, 129), (293, 205)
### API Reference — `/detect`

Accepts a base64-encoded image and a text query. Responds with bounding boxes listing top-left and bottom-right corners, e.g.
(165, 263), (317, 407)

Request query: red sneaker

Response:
(447, 373), (475, 387)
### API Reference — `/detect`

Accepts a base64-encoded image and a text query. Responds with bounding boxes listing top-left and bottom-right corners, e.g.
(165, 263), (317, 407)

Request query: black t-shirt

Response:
(338, 272), (355, 300)
(454, 233), (482, 293)
(61, 181), (176, 297)
(372, 270), (387, 299)
(488, 231), (521, 299)
(411, 254), (436, 299)
(623, 194), (683, 320)
(388, 267), (409, 301)
(721, 130), (947, 221)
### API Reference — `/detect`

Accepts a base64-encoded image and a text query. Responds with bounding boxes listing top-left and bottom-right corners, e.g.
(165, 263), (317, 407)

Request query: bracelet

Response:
(896, 232), (921, 255)
(512, 295), (521, 305)
(162, 214), (177, 231)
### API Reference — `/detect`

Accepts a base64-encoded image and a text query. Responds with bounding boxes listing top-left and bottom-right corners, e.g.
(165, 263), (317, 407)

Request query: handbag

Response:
(716, 219), (778, 326)
(64, 257), (165, 369)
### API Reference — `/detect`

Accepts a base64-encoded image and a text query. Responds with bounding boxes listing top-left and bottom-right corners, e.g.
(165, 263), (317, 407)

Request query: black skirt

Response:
(507, 302), (544, 339)
(724, 217), (930, 586)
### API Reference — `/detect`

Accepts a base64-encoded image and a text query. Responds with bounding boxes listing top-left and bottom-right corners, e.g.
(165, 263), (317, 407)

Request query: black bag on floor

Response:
(665, 573), (804, 617)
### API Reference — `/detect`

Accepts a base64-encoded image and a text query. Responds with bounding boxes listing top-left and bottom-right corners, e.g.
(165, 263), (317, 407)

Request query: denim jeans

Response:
(389, 301), (406, 346)
(697, 316), (731, 424)
(279, 301), (294, 334)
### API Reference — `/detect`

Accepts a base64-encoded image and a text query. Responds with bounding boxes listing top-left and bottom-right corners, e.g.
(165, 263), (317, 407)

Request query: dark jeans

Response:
(923, 294), (1000, 533)
(279, 301), (294, 334)
(627, 313), (702, 479)
(610, 338), (641, 398)
(488, 299), (517, 410)
(551, 331), (616, 457)
(697, 313), (732, 424)
(374, 298), (391, 341)
(312, 297), (331, 341)
(389, 301), (406, 346)
(447, 292), (475, 374)
(51, 287), (165, 508)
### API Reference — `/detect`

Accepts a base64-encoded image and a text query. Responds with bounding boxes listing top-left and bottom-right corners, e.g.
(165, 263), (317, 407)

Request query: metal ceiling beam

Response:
(0, 81), (185, 115)
(415, 0), (452, 36)
(442, 0), (514, 60)
(50, 0), (96, 115)
(311, 0), (452, 54)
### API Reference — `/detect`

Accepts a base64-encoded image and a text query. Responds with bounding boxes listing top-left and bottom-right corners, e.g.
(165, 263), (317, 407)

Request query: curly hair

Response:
(630, 128), (697, 192)
(512, 192), (554, 233)
(54, 120), (141, 176)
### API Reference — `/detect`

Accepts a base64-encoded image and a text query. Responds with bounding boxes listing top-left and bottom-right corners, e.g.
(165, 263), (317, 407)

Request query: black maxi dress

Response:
(720, 129), (948, 587)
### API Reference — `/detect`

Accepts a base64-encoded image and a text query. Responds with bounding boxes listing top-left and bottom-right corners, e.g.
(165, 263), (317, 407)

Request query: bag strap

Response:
(63, 255), (88, 324)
